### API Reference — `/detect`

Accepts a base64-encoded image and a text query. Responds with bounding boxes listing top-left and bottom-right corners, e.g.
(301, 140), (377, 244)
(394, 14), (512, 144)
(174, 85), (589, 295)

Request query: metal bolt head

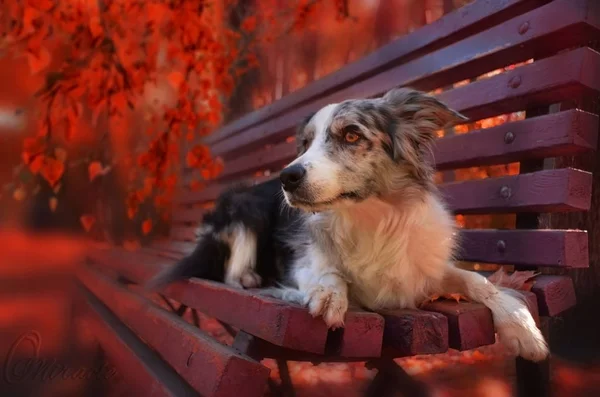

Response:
(504, 131), (515, 144)
(497, 240), (507, 253)
(519, 22), (530, 35)
(508, 75), (522, 88)
(500, 186), (511, 199)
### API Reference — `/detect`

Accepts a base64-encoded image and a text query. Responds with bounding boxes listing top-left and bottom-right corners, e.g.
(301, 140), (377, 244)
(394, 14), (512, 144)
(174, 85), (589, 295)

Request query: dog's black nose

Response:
(280, 164), (306, 191)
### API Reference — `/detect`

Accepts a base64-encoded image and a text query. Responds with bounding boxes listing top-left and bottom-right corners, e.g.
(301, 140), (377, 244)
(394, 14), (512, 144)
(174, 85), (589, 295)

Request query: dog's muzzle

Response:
(280, 164), (306, 192)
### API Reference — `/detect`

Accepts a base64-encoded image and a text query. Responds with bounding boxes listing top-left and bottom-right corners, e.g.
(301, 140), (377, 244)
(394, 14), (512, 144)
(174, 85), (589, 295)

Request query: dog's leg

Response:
(223, 225), (262, 288)
(294, 245), (349, 329)
(441, 266), (548, 362)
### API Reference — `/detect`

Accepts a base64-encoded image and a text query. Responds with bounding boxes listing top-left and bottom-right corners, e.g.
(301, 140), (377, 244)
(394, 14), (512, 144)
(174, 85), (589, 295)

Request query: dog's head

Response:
(280, 88), (467, 212)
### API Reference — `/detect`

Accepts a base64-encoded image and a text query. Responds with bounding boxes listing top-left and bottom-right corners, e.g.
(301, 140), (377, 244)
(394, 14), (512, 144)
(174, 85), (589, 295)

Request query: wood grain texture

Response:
(178, 110), (598, 208)
(531, 275), (577, 316)
(441, 168), (593, 214)
(79, 265), (270, 397)
(432, 109), (599, 171)
(87, 248), (385, 355)
(379, 309), (449, 357)
(459, 229), (589, 267)
(208, 0), (600, 159)
(80, 286), (198, 397)
(205, 0), (543, 145)
(421, 301), (496, 351)
(165, 227), (589, 268)
(173, 167), (593, 228)
(193, 46), (600, 184)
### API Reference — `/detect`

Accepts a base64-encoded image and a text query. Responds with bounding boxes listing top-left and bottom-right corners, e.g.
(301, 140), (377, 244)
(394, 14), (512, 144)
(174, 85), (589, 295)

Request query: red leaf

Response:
(88, 161), (103, 181)
(142, 219), (153, 235)
(28, 155), (45, 175)
(89, 16), (103, 38)
(80, 215), (96, 232)
(27, 47), (51, 75)
(40, 158), (65, 187)
(487, 267), (539, 291)
(167, 71), (184, 90)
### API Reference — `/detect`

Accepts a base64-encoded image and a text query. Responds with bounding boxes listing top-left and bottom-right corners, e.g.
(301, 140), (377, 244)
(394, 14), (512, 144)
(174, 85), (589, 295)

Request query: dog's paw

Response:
(225, 269), (262, 289)
(305, 284), (348, 329)
(496, 315), (549, 362)
(240, 269), (262, 288)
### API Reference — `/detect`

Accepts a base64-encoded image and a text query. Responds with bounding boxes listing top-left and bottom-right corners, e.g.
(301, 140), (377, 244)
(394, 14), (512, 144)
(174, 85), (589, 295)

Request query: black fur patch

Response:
(145, 179), (303, 290)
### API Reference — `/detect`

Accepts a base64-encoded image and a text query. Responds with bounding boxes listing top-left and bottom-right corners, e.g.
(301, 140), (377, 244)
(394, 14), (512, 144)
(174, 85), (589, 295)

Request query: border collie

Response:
(147, 88), (548, 362)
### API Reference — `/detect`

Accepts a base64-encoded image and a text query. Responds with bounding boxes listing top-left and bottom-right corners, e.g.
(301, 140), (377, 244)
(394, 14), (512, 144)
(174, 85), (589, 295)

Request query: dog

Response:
(146, 88), (549, 362)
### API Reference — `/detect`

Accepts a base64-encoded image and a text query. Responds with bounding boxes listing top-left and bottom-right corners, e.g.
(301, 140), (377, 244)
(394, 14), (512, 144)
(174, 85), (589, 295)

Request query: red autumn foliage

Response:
(1, 0), (349, 236)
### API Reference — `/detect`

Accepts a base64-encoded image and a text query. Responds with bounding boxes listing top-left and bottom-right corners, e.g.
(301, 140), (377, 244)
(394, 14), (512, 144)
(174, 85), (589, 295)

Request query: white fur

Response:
(277, 98), (548, 361)
(285, 191), (548, 361)
(221, 225), (262, 288)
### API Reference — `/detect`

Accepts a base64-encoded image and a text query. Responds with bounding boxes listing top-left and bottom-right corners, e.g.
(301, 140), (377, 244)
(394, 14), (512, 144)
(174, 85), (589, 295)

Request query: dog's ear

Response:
(382, 88), (467, 160)
(295, 112), (315, 155)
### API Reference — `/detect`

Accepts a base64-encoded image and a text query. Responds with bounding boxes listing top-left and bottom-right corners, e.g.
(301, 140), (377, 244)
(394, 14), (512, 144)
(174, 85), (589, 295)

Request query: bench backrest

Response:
(172, 0), (600, 271)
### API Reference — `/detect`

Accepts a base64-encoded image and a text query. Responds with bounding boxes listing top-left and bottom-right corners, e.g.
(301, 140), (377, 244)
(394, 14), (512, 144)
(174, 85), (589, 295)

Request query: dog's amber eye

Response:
(344, 132), (360, 143)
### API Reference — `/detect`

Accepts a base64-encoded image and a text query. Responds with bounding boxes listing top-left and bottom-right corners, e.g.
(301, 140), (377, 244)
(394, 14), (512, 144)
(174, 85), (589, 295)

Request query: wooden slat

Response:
(380, 309), (449, 357)
(206, 0), (543, 145)
(206, 46), (600, 182)
(432, 109), (599, 171)
(166, 227), (589, 267)
(81, 286), (199, 397)
(79, 265), (270, 397)
(173, 167), (592, 227)
(421, 301), (495, 351)
(171, 226), (197, 242)
(531, 275), (577, 316)
(179, 109), (599, 207)
(480, 272), (576, 317)
(87, 249), (384, 356)
(442, 168), (593, 214)
(436, 46), (600, 122)
(459, 229), (589, 267)
(209, 0), (600, 158)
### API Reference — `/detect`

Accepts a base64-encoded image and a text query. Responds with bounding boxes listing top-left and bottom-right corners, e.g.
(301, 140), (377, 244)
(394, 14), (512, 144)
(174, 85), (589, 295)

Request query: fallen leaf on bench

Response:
(420, 292), (470, 307)
(487, 267), (539, 291)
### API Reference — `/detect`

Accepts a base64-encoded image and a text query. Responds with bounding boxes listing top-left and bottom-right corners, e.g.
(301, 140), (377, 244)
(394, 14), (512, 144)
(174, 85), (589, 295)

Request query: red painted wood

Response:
(196, 46), (600, 184)
(432, 109), (598, 171)
(170, 226), (197, 242)
(178, 109), (598, 207)
(421, 301), (496, 351)
(205, 0), (542, 145)
(81, 290), (194, 397)
(442, 168), (593, 214)
(436, 47), (600, 122)
(88, 249), (331, 354)
(172, 208), (207, 223)
(208, 0), (600, 158)
(459, 229), (589, 267)
(166, 227), (588, 267)
(379, 309), (449, 357)
(531, 275), (577, 316)
(173, 168), (592, 228)
(79, 265), (270, 397)
(338, 311), (384, 357)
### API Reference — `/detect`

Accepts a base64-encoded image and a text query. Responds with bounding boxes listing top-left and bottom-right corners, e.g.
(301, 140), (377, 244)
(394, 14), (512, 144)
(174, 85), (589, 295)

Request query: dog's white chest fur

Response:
(322, 193), (456, 310)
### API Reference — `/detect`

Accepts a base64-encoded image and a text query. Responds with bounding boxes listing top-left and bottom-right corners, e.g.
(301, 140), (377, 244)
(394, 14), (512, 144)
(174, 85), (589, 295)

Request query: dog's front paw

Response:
(226, 269), (262, 289)
(305, 284), (348, 329)
(496, 314), (549, 362)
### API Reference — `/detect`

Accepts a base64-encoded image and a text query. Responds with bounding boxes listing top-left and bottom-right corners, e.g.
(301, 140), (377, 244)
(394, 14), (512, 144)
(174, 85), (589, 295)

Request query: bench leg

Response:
(364, 358), (430, 397)
(515, 317), (551, 397)
(276, 359), (296, 397)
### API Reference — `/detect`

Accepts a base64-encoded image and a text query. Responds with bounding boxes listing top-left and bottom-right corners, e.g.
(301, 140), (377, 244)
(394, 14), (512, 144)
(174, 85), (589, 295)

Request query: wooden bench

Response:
(76, 0), (600, 395)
